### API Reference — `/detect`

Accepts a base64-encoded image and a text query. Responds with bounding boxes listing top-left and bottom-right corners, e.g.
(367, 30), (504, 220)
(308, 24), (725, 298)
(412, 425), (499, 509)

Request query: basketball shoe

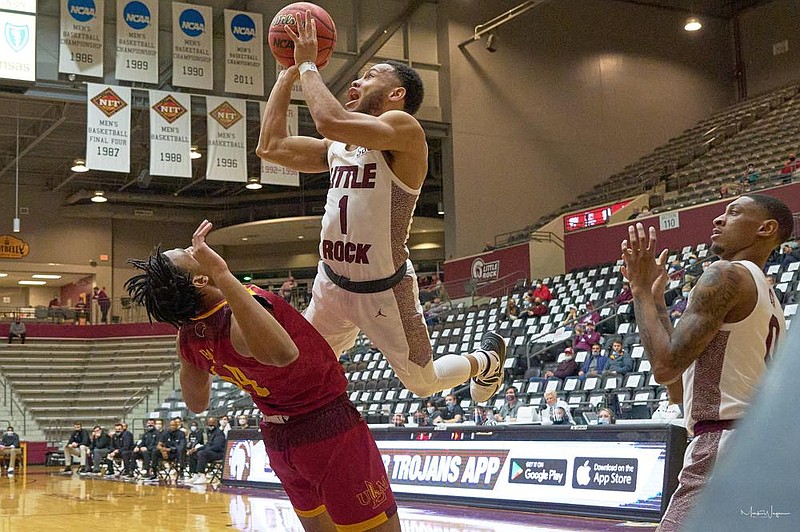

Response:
(469, 331), (506, 403)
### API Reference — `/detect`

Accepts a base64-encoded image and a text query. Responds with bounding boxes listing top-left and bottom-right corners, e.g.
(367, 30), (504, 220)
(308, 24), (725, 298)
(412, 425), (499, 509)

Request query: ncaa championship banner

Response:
(149, 90), (191, 178)
(115, 0), (158, 84)
(259, 101), (299, 187)
(172, 2), (213, 91)
(224, 9), (264, 96)
(0, 11), (35, 82)
(59, 0), (104, 78)
(86, 84), (131, 173)
(206, 96), (247, 182)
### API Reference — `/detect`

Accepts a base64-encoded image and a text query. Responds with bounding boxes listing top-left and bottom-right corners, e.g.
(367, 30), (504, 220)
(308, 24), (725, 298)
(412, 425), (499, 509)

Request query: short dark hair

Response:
(385, 60), (424, 115)
(506, 386), (518, 394)
(6, 426), (12, 431)
(745, 194), (794, 243)
(125, 246), (204, 328)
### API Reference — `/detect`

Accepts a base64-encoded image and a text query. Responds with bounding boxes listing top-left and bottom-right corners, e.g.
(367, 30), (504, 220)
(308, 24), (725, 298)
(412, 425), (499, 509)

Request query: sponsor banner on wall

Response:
(0, 11), (35, 81)
(258, 101), (299, 187)
(172, 2), (213, 91)
(149, 90), (191, 178)
(86, 84), (131, 173)
(0, 235), (29, 259)
(206, 96), (247, 182)
(443, 243), (532, 299)
(115, 0), (158, 84)
(0, 0), (36, 13)
(224, 9), (264, 96)
(59, 0), (104, 77)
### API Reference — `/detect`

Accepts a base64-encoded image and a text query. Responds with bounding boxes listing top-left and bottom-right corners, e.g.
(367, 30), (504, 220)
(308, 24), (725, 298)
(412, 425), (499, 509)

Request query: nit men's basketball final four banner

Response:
(224, 9), (264, 97)
(149, 90), (191, 178)
(86, 84), (131, 173)
(59, 0), (104, 78)
(115, 0), (158, 84)
(0, 10), (35, 82)
(259, 102), (300, 187)
(206, 96), (247, 183)
(172, 2), (213, 91)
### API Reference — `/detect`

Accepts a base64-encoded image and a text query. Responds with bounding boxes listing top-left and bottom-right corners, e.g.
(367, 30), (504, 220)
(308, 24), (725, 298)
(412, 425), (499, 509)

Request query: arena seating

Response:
(0, 336), (178, 441)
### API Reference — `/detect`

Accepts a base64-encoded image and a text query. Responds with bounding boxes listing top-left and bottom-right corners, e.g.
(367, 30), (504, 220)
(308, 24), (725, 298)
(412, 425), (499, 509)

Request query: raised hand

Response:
(620, 223), (668, 297)
(190, 220), (229, 279)
(284, 10), (318, 66)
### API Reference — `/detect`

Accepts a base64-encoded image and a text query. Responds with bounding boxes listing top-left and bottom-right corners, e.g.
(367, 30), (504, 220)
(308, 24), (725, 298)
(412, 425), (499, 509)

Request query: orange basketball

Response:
(269, 2), (337, 68)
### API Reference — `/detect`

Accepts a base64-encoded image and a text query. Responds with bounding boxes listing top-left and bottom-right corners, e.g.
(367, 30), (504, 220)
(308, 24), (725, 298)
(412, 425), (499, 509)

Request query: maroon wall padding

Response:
(564, 184), (800, 271)
(0, 322), (175, 339)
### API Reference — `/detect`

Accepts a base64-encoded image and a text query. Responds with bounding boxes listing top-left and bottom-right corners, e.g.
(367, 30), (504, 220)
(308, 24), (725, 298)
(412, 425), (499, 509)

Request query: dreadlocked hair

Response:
(124, 246), (204, 328)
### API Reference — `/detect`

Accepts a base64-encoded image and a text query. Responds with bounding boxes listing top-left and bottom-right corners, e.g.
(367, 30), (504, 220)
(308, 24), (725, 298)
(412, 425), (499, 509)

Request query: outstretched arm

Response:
(178, 338), (210, 413)
(190, 220), (299, 367)
(256, 66), (330, 173)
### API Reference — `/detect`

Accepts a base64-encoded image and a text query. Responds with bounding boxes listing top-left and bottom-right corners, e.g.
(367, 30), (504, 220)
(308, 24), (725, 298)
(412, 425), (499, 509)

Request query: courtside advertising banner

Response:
(222, 433), (669, 518)
(172, 2), (213, 91)
(86, 84), (131, 173)
(149, 91), (191, 178)
(59, 0), (104, 78)
(0, 11), (35, 82)
(115, 0), (158, 84)
(206, 96), (247, 182)
(259, 101), (299, 186)
(224, 9), (264, 96)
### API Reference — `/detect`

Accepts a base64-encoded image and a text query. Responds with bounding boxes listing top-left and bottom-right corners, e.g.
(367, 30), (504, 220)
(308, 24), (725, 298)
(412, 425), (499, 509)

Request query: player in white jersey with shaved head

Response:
(620, 194), (792, 531)
(257, 10), (504, 403)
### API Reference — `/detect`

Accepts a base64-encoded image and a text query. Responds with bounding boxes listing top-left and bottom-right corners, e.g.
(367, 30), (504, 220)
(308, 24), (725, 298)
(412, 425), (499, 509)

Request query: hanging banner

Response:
(224, 9), (264, 96)
(0, 11), (35, 82)
(115, 0), (158, 84)
(59, 0), (104, 78)
(259, 101), (300, 187)
(149, 90), (192, 178)
(0, 1), (37, 13)
(86, 83), (131, 173)
(172, 2), (213, 91)
(206, 96), (247, 182)
(276, 64), (304, 102)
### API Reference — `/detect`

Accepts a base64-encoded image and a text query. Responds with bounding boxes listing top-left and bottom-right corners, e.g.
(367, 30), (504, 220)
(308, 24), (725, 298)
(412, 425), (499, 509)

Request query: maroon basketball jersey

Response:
(178, 285), (347, 417)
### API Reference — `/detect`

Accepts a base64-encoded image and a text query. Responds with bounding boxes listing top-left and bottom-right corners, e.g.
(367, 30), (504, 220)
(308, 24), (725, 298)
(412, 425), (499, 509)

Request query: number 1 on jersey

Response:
(338, 195), (349, 234)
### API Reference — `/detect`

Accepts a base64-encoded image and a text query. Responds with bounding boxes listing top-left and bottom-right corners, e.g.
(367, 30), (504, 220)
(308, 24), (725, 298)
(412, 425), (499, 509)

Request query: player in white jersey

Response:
(620, 194), (793, 531)
(256, 10), (505, 403)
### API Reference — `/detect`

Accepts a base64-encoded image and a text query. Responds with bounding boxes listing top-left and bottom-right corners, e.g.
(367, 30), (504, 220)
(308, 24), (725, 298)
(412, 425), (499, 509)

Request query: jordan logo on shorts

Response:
(375, 309), (387, 318)
(355, 478), (390, 508)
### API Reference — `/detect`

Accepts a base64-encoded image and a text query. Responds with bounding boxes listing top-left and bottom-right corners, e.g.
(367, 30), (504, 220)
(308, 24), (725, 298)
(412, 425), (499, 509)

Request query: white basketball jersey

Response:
(682, 260), (785, 435)
(321, 141), (420, 281)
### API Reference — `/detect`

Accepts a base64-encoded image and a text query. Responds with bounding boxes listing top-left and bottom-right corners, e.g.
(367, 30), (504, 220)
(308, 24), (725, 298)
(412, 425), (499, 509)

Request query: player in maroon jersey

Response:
(126, 220), (400, 532)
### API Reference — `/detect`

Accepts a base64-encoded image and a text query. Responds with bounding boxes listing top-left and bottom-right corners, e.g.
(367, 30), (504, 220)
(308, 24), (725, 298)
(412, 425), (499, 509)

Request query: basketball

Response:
(269, 2), (337, 68)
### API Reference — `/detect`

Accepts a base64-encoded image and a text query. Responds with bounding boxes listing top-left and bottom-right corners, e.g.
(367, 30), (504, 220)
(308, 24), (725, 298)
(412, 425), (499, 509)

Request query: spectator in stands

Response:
(494, 386), (522, 422)
(740, 163), (760, 191)
(7, 317), (25, 344)
(190, 417), (226, 485)
(412, 409), (430, 426)
(627, 208), (641, 220)
(637, 206), (651, 218)
(89, 425), (112, 474)
(48, 295), (61, 308)
(531, 282), (552, 303)
(780, 153), (798, 183)
(529, 297), (549, 317)
(219, 415), (231, 438)
(440, 394), (465, 423)
(766, 275), (786, 304)
(106, 422), (134, 477)
(583, 322), (601, 347)
(504, 298), (519, 321)
(540, 391), (573, 425)
(561, 306), (579, 330)
(668, 258), (683, 281)
(473, 405), (497, 426)
(424, 297), (450, 326)
(580, 301), (600, 325)
(579, 344), (608, 378)
(603, 340), (633, 377)
(779, 243), (800, 269)
(185, 420), (204, 476)
(237, 415), (251, 430)
(670, 283), (693, 319)
(391, 413), (406, 427)
(92, 286), (111, 324)
(572, 324), (593, 353)
(425, 398), (445, 425)
(133, 419), (160, 478)
(149, 418), (186, 481)
(172, 415), (189, 437)
(596, 408), (616, 425)
(616, 282), (633, 305)
(278, 275), (296, 303)
(419, 274), (443, 303)
(0, 426), (20, 477)
(74, 295), (88, 323)
(63, 421), (90, 473)
(543, 348), (579, 380)
(482, 241), (496, 252)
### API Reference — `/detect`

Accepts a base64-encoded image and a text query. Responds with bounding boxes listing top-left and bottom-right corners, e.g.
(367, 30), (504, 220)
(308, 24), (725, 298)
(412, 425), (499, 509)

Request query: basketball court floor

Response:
(0, 466), (659, 531)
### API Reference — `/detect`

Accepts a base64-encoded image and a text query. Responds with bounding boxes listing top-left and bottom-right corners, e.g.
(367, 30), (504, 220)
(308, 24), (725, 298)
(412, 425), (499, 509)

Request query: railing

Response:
(0, 375), (26, 436)
(443, 270), (528, 304)
(493, 230), (564, 250)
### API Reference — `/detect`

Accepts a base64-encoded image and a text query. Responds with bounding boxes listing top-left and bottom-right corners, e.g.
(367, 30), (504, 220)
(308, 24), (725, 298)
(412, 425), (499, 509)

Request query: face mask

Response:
(220, 420), (228, 427)
(689, 258), (697, 265)
(6, 431), (12, 435)
(147, 426), (154, 431)
(682, 291), (690, 298)
(427, 406), (436, 414)
(597, 417), (610, 425)
(190, 426), (197, 432)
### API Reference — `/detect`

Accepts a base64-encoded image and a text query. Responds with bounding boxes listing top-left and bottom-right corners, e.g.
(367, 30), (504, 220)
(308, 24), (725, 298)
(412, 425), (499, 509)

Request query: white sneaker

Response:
(192, 474), (208, 485)
(7, 469), (13, 477)
(469, 331), (507, 403)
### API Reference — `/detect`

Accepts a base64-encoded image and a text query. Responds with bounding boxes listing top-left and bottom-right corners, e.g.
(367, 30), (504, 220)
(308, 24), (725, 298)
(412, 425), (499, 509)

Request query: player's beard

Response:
(354, 91), (385, 116)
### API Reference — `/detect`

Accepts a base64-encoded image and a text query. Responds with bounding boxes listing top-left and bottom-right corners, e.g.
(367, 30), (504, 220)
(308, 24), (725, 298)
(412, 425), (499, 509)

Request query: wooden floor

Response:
(0, 466), (658, 531)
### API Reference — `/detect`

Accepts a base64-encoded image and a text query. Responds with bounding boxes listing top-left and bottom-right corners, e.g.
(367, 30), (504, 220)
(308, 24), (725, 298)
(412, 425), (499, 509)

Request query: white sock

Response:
(432, 355), (472, 387)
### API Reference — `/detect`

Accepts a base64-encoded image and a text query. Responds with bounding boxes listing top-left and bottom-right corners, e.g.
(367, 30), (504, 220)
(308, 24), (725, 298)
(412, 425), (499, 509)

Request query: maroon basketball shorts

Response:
(260, 395), (397, 529)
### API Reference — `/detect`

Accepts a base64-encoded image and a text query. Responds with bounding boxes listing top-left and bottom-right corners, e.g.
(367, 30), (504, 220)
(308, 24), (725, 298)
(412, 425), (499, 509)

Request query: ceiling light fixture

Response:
(245, 176), (263, 190)
(71, 158), (89, 172)
(190, 145), (202, 159)
(18, 280), (46, 285)
(437, 201), (445, 215)
(298, 235), (304, 239)
(91, 191), (108, 203)
(684, 17), (702, 31)
(0, 273), (8, 278)
(32, 274), (62, 279)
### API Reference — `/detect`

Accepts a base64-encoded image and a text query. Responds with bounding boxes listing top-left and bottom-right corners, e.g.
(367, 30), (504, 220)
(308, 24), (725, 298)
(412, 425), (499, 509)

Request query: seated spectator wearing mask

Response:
(670, 284), (692, 319)
(540, 391), (574, 425)
(190, 417), (226, 485)
(531, 282), (552, 303)
(391, 413), (406, 427)
(0, 426), (20, 477)
(185, 420), (205, 475)
(440, 394), (465, 423)
(543, 348), (579, 380)
(495, 386), (522, 422)
(596, 408), (615, 425)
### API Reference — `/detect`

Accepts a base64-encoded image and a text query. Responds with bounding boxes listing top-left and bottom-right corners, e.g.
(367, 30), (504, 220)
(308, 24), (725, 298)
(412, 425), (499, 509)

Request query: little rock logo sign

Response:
(471, 257), (500, 281)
